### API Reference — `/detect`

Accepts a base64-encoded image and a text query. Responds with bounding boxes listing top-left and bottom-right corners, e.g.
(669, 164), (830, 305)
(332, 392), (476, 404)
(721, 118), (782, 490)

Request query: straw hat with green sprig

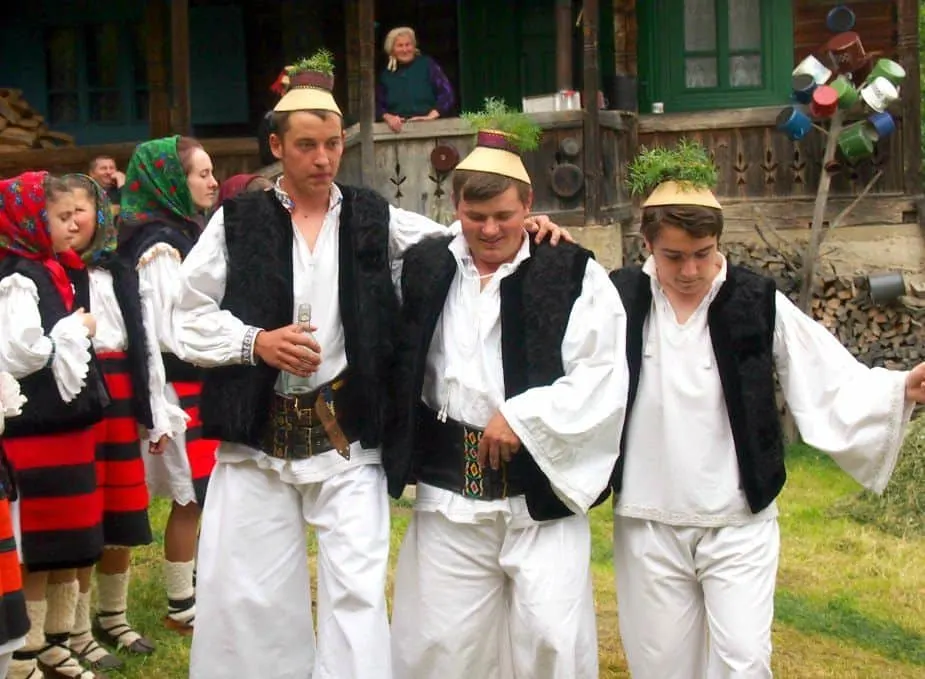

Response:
(455, 98), (542, 185)
(628, 139), (722, 210)
(274, 49), (342, 115)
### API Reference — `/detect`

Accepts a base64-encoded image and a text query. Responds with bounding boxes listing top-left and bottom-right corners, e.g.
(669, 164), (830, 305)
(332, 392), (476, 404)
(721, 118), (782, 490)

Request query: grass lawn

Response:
(103, 444), (923, 678)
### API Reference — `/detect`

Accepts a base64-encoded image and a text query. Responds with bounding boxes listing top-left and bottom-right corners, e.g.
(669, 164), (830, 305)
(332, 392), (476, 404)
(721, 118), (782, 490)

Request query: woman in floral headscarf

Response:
(116, 136), (218, 635)
(0, 172), (108, 679)
(61, 174), (190, 670)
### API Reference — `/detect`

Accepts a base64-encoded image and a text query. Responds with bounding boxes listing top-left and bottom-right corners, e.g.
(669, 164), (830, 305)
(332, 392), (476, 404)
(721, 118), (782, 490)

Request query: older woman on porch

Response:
(377, 26), (455, 133)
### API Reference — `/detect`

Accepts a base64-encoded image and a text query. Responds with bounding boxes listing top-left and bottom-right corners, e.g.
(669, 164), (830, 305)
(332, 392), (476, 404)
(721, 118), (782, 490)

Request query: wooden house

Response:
(0, 0), (920, 265)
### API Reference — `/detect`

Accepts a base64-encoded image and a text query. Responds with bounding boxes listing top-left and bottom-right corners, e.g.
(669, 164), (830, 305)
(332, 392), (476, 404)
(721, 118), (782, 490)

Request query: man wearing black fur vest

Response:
(170, 53), (569, 679)
(385, 102), (628, 679)
(608, 142), (925, 679)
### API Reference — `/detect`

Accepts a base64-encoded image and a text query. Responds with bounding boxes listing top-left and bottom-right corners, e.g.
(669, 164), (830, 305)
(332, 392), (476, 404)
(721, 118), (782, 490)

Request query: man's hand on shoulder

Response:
(525, 214), (574, 246)
(254, 325), (321, 377)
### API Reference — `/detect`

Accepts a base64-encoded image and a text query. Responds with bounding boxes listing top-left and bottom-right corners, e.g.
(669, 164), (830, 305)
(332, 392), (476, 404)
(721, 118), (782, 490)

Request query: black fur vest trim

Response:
(609, 265), (785, 513)
(199, 183), (398, 449)
(0, 257), (108, 437)
(385, 236), (600, 522)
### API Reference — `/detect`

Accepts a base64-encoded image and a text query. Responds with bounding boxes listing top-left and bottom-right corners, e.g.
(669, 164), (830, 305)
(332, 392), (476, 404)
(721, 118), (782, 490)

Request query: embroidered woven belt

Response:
(261, 372), (359, 461)
(414, 406), (522, 501)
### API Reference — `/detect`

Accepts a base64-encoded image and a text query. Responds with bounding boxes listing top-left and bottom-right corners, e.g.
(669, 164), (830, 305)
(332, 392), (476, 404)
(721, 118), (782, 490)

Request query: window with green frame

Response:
(638, 0), (794, 113)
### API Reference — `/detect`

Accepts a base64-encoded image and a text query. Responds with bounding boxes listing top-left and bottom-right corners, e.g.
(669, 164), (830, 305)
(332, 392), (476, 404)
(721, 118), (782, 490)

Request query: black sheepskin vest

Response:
(199, 184), (398, 449)
(0, 257), (108, 437)
(384, 235), (603, 522)
(93, 253), (154, 429)
(610, 265), (785, 513)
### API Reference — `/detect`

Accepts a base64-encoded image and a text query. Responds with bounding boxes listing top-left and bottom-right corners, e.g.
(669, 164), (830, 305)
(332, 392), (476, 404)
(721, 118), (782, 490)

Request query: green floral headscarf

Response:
(63, 174), (117, 265)
(119, 135), (197, 228)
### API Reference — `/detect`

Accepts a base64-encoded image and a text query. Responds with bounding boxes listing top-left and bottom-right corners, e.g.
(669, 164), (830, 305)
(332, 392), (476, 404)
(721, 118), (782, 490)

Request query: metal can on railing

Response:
(652, 101), (665, 114)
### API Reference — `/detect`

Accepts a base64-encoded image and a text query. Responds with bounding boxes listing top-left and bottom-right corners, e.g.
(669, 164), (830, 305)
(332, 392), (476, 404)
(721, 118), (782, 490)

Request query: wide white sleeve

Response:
(0, 372), (26, 435)
(774, 291), (912, 493)
(387, 206), (461, 294)
(140, 284), (189, 442)
(0, 274), (92, 402)
(172, 208), (258, 367)
(499, 259), (628, 514)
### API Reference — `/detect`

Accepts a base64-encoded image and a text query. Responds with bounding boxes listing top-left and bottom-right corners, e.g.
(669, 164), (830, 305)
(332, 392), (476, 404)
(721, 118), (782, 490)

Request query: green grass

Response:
(101, 444), (923, 678)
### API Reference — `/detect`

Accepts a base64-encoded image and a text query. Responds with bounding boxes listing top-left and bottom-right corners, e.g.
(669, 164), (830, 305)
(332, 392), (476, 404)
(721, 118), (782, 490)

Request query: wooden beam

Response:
(555, 0), (573, 90)
(358, 0), (376, 186)
(582, 0), (602, 224)
(170, 0), (192, 136)
(146, 1), (170, 138)
(897, 0), (922, 196)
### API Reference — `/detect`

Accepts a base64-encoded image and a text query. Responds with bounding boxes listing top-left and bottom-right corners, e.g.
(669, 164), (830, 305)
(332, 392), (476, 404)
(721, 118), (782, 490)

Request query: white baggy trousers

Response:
(189, 460), (392, 679)
(613, 516), (780, 679)
(391, 510), (599, 679)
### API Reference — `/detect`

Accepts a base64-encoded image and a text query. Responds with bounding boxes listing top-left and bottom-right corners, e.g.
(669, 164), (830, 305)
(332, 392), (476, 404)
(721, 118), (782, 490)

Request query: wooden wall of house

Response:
(336, 112), (634, 225)
(794, 0), (898, 64)
(637, 108), (915, 232)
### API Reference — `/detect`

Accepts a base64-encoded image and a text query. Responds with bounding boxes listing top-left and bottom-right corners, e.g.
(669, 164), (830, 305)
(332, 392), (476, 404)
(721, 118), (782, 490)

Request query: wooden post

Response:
(170, 0), (192, 136)
(358, 0), (376, 187)
(897, 0), (922, 196)
(146, 1), (171, 138)
(582, 0), (602, 224)
(797, 109), (843, 313)
(555, 0), (573, 90)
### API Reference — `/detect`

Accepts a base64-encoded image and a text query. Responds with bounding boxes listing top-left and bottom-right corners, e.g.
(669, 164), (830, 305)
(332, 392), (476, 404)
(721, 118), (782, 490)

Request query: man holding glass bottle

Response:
(170, 52), (569, 679)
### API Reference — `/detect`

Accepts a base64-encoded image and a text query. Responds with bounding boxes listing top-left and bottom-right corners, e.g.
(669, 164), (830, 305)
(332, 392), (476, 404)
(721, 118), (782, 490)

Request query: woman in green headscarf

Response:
(116, 136), (218, 635)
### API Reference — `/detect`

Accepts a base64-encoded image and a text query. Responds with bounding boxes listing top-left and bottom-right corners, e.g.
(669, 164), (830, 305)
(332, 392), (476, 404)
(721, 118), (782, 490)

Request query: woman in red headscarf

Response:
(0, 172), (108, 679)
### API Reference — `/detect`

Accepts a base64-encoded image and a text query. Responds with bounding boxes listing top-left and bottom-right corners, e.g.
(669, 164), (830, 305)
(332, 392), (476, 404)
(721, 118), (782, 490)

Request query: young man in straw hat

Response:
(609, 141), (925, 679)
(172, 56), (569, 679)
(386, 100), (628, 679)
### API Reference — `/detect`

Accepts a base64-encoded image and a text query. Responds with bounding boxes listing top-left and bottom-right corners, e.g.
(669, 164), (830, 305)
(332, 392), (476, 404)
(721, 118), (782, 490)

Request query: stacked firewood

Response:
(624, 237), (925, 371)
(0, 88), (75, 151)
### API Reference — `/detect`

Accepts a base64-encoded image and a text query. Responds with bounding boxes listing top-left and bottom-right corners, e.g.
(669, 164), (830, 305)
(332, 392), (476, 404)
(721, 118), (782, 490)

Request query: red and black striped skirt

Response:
(96, 353), (152, 547)
(0, 447), (28, 646)
(4, 427), (103, 571)
(173, 381), (217, 507)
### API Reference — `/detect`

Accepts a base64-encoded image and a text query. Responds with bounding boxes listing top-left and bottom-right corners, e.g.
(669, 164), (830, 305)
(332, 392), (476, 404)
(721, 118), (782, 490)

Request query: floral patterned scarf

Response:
(0, 171), (83, 310)
(64, 174), (117, 265)
(119, 136), (199, 242)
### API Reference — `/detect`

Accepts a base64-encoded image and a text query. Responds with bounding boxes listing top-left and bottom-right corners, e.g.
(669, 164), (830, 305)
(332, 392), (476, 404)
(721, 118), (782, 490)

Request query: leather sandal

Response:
(92, 612), (156, 654)
(69, 634), (124, 671)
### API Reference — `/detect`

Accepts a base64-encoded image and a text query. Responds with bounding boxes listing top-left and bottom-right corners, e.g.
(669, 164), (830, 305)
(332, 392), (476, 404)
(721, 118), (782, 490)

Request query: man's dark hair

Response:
(640, 205), (724, 242)
(451, 170), (531, 206)
(270, 109), (344, 139)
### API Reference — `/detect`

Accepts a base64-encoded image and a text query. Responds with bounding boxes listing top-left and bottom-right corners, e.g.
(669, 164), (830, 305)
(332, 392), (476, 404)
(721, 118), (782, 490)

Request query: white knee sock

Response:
(165, 560), (196, 625)
(40, 581), (93, 678)
(97, 570), (141, 647)
(69, 588), (109, 664)
(8, 599), (45, 679)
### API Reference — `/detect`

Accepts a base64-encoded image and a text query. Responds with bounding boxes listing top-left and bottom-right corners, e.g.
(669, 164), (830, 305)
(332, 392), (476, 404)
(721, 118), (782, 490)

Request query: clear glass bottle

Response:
(281, 303), (314, 395)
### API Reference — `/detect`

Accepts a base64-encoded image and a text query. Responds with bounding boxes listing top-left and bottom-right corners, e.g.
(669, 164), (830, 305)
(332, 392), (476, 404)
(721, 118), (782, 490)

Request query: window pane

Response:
(86, 23), (121, 89)
(89, 91), (122, 122)
(685, 57), (718, 88)
(728, 0), (761, 51)
(48, 93), (79, 123)
(132, 23), (147, 86)
(46, 28), (79, 91)
(134, 90), (149, 122)
(730, 54), (762, 87)
(684, 0), (717, 52)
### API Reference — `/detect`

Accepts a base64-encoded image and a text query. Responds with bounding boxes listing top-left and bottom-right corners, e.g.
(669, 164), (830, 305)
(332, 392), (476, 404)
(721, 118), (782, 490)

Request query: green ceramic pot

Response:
(829, 75), (859, 109)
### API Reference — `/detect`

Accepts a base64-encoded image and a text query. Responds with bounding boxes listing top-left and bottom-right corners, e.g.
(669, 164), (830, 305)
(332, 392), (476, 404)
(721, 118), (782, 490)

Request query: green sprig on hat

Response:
(288, 49), (335, 77)
(627, 139), (718, 197)
(462, 97), (542, 153)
